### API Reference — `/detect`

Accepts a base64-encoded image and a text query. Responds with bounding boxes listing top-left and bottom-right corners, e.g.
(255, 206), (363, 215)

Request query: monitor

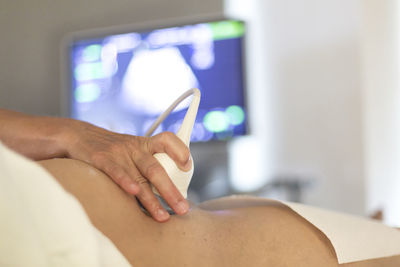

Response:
(66, 19), (247, 142)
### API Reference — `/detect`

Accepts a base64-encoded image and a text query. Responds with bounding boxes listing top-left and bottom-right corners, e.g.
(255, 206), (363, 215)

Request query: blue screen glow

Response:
(69, 20), (247, 142)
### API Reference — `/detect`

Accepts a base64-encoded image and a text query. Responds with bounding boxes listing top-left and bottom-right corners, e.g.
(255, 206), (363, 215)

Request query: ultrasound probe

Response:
(139, 88), (201, 215)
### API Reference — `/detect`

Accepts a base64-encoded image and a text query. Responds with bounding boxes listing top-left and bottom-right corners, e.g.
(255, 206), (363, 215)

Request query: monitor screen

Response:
(68, 19), (247, 142)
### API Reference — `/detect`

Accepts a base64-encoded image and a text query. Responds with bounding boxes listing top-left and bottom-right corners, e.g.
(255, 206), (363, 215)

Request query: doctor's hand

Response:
(0, 108), (190, 222)
(65, 120), (191, 222)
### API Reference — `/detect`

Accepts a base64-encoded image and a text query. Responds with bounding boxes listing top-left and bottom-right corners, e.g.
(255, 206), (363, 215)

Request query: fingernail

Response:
(156, 208), (169, 221)
(176, 200), (189, 214)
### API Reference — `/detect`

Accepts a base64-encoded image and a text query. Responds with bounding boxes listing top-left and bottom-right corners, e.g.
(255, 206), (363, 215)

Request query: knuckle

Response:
(141, 137), (152, 153)
(145, 162), (164, 178)
(179, 147), (190, 162)
(134, 175), (149, 185)
(90, 152), (107, 166)
(162, 131), (175, 138)
(100, 161), (118, 176)
(108, 166), (125, 182)
(158, 131), (175, 143)
(129, 135), (142, 148)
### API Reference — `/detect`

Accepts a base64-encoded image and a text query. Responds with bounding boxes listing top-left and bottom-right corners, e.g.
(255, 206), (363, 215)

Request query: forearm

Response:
(0, 108), (73, 160)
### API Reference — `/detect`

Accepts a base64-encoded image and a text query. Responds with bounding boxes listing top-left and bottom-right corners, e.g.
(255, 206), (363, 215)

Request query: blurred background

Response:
(1, 0), (400, 226)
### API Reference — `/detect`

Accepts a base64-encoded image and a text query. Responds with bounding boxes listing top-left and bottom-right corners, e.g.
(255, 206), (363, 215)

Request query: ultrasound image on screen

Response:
(70, 20), (247, 142)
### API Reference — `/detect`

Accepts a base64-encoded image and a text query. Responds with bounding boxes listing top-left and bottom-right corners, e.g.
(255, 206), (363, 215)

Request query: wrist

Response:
(54, 117), (82, 158)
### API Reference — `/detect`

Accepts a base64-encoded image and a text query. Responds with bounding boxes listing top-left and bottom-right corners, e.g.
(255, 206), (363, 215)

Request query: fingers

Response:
(146, 132), (192, 171)
(75, 129), (192, 222)
(92, 151), (173, 222)
(121, 159), (171, 222)
(134, 153), (189, 216)
(134, 176), (171, 222)
(93, 155), (140, 195)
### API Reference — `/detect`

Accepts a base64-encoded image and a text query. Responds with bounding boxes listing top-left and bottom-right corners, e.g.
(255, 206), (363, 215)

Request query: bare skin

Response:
(0, 108), (191, 221)
(39, 158), (400, 267)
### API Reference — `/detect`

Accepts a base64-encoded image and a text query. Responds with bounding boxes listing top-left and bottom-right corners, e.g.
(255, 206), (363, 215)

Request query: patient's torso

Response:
(39, 158), (400, 267)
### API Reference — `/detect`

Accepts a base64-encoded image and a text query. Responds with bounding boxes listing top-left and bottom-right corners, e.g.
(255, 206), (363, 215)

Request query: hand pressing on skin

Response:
(0, 108), (191, 222)
(65, 121), (191, 222)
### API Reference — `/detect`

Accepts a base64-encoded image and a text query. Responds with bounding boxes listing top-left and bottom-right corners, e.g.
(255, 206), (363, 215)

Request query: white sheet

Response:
(0, 142), (131, 267)
(285, 202), (400, 263)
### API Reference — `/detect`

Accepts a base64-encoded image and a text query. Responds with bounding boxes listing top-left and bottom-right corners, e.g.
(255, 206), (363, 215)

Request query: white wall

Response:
(226, 0), (367, 215)
(361, 0), (400, 225)
(0, 0), (223, 115)
(226, 0), (400, 225)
